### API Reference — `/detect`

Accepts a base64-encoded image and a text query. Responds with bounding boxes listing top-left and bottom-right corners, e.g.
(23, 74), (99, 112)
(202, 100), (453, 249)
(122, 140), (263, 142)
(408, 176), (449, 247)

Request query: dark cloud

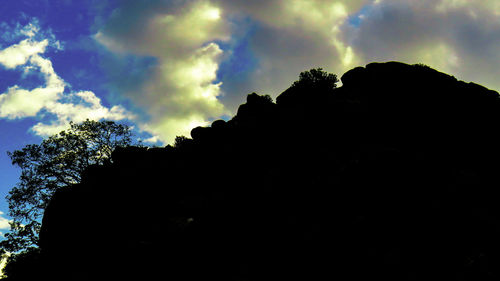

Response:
(344, 0), (500, 90)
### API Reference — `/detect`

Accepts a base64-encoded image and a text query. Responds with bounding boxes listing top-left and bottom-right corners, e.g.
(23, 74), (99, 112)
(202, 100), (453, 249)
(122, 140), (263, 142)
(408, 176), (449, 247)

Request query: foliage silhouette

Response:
(292, 67), (338, 89)
(276, 67), (338, 106)
(0, 120), (133, 253)
(13, 62), (500, 280)
(173, 135), (193, 149)
(0, 248), (42, 281)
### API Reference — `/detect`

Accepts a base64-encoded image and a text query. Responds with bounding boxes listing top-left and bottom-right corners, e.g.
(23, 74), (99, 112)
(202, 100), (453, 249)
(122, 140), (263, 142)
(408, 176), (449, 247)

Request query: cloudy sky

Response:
(0, 0), (499, 233)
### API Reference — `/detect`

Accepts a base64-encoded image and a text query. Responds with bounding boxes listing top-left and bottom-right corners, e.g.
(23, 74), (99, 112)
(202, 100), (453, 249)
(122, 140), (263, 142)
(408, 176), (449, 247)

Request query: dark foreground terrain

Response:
(18, 62), (500, 280)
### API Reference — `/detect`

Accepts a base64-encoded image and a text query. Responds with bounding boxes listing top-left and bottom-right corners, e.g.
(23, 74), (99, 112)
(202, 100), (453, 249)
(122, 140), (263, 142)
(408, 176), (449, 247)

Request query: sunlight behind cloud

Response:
(286, 0), (348, 28)
(204, 6), (221, 20)
(96, 0), (229, 144)
(148, 1), (227, 53)
(141, 42), (227, 142)
(141, 115), (209, 144)
(418, 44), (460, 70)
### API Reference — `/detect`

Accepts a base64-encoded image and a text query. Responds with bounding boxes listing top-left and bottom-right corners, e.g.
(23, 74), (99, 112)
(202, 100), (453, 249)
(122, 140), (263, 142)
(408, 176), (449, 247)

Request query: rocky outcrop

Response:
(39, 62), (500, 280)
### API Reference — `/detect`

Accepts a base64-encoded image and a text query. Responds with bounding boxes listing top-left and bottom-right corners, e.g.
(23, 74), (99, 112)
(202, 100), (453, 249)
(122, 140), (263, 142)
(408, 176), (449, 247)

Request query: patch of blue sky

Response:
(50, 47), (160, 144)
(0, 118), (42, 153)
(0, 0), (114, 38)
(0, 118), (43, 211)
(0, 159), (19, 211)
(0, 0), (129, 212)
(0, 21), (31, 46)
(217, 38), (258, 81)
(0, 1), (46, 27)
(347, 4), (373, 27)
(215, 16), (259, 88)
(0, 70), (23, 92)
(0, 47), (51, 92)
(87, 45), (162, 144)
(97, 50), (159, 103)
(44, 1), (110, 39)
(50, 41), (107, 92)
(206, 114), (232, 123)
(218, 16), (259, 76)
(0, 2), (107, 94)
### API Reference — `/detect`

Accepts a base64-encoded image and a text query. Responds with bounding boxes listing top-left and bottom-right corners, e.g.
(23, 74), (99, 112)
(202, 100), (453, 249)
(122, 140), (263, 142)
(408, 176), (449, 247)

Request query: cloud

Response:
(214, 0), (370, 95)
(96, 0), (229, 56)
(0, 21), (134, 137)
(219, 0), (500, 101)
(95, 0), (371, 143)
(179, 0), (366, 109)
(96, 0), (230, 143)
(0, 18), (63, 51)
(435, 0), (500, 15)
(0, 53), (64, 119)
(0, 38), (48, 69)
(342, 0), (500, 91)
(0, 211), (11, 231)
(95, 0), (500, 143)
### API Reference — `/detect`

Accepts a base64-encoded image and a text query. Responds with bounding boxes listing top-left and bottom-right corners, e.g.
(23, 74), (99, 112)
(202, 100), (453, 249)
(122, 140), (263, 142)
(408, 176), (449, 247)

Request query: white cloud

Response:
(0, 22), (134, 137)
(0, 211), (11, 230)
(139, 42), (226, 141)
(0, 38), (48, 69)
(0, 84), (60, 119)
(19, 22), (40, 38)
(96, 0), (230, 143)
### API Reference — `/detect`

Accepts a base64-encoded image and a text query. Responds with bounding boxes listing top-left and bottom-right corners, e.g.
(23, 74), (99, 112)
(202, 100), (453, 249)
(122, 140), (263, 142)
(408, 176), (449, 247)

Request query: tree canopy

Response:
(276, 68), (338, 106)
(0, 120), (133, 253)
(291, 67), (339, 90)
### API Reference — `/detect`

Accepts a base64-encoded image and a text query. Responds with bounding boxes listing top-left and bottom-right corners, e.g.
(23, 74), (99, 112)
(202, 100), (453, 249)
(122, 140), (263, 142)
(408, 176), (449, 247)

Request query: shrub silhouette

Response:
(276, 68), (338, 106)
(22, 62), (500, 280)
(1, 248), (42, 281)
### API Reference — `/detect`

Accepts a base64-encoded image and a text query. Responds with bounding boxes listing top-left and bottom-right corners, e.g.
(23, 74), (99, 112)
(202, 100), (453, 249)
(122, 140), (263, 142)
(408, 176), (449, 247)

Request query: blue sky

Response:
(1, 0), (500, 236)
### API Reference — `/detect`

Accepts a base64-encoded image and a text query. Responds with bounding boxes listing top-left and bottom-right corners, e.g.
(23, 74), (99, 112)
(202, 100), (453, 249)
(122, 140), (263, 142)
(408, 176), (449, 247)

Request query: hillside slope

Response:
(38, 62), (500, 280)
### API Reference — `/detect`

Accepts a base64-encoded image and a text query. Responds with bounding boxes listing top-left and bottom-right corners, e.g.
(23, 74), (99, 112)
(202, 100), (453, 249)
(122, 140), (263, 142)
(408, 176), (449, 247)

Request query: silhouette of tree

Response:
(0, 248), (43, 280)
(174, 136), (192, 148)
(291, 68), (338, 90)
(0, 120), (133, 253)
(276, 68), (338, 106)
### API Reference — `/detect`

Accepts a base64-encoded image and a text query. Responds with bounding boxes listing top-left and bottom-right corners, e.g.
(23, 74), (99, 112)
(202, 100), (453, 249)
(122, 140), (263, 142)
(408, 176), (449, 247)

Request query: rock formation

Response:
(37, 62), (500, 280)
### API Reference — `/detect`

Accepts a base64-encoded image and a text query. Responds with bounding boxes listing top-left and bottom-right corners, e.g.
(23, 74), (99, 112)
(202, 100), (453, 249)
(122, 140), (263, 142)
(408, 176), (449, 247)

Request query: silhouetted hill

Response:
(34, 62), (500, 280)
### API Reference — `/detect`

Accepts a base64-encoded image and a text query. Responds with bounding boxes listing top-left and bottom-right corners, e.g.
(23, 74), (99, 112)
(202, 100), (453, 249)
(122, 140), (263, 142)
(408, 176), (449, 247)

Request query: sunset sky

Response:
(1, 0), (500, 234)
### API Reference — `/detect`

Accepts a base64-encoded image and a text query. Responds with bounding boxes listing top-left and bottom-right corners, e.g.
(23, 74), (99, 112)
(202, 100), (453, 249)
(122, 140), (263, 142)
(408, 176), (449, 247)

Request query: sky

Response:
(0, 0), (500, 236)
